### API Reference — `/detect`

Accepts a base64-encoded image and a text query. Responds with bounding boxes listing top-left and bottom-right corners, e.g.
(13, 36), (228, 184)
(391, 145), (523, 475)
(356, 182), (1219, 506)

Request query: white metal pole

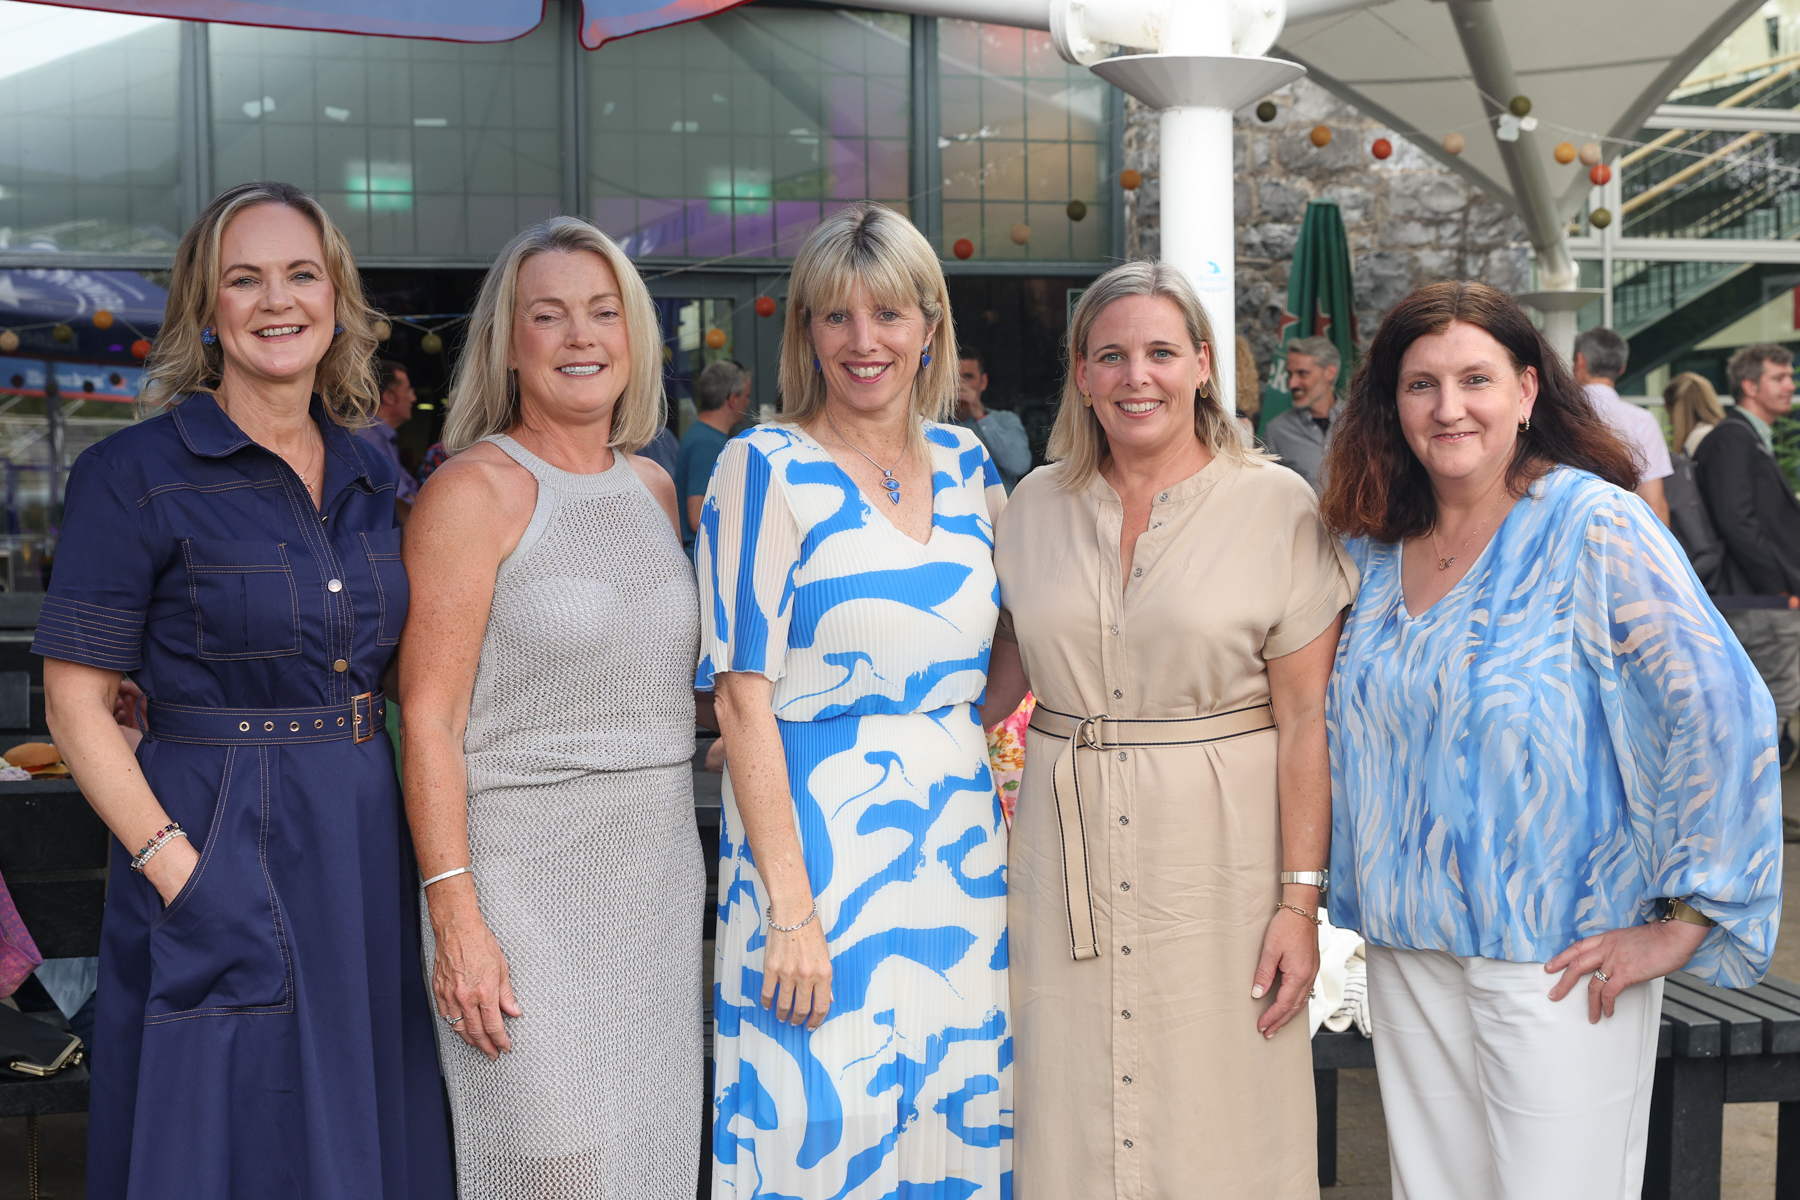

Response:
(1159, 106), (1239, 412)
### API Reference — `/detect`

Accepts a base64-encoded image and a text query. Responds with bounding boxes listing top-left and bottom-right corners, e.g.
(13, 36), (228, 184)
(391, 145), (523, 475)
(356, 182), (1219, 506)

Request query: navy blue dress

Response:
(31, 394), (452, 1200)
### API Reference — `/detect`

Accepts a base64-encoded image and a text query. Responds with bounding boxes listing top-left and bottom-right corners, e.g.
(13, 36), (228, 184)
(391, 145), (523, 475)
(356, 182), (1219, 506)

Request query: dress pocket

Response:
(359, 530), (408, 647)
(146, 746), (293, 1021)
(181, 538), (301, 660)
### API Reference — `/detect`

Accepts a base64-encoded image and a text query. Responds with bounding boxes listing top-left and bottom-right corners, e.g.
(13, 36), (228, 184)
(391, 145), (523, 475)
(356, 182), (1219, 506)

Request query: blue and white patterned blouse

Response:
(1328, 466), (1782, 986)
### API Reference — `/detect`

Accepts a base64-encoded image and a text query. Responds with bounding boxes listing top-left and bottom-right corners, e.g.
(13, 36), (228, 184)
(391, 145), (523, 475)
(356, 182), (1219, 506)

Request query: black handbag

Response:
(1665, 453), (1728, 594)
(0, 1003), (82, 1079)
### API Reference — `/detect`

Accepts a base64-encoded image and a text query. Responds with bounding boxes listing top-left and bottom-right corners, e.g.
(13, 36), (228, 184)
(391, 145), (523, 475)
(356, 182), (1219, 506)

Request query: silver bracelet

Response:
(767, 901), (818, 933)
(422, 866), (470, 888)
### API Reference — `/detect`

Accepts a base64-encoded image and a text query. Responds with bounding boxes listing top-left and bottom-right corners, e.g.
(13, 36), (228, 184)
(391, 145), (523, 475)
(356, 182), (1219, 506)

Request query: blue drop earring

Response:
(921, 351), (931, 368)
(200, 326), (216, 346)
(333, 323), (344, 336)
(813, 357), (821, 372)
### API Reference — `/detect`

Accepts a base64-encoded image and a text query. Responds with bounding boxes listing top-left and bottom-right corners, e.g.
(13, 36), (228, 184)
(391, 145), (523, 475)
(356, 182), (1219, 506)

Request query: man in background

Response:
(676, 359), (752, 557)
(355, 359), (420, 520)
(1696, 342), (1800, 769)
(1573, 327), (1671, 525)
(1262, 336), (1340, 493)
(954, 348), (1031, 492)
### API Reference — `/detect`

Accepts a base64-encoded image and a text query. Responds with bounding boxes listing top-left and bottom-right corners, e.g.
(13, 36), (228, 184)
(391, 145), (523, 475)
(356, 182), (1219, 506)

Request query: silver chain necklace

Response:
(826, 412), (905, 505)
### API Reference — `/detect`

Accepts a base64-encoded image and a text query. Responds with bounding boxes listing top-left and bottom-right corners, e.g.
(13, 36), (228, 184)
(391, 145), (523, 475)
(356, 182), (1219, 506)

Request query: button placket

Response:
(1110, 696), (1141, 1199)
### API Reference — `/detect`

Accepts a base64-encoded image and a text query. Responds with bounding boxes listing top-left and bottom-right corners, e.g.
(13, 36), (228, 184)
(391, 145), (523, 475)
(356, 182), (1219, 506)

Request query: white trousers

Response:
(1366, 946), (1663, 1200)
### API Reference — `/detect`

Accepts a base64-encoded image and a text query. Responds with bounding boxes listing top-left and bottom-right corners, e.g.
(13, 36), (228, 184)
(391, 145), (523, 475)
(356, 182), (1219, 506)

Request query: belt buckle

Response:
(1077, 713), (1109, 750)
(352, 691), (375, 744)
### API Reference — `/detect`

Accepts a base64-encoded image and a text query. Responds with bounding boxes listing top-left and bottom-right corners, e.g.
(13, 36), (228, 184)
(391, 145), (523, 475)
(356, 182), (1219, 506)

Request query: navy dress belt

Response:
(146, 692), (386, 745)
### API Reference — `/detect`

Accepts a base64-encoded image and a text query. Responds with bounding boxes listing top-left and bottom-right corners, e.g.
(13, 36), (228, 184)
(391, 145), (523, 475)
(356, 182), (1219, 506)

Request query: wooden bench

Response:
(1312, 971), (1800, 1198)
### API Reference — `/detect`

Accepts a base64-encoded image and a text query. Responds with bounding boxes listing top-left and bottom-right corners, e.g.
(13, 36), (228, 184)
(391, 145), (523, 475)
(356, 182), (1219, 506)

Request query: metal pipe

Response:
(1443, 0), (1578, 293)
(875, 0), (1049, 28)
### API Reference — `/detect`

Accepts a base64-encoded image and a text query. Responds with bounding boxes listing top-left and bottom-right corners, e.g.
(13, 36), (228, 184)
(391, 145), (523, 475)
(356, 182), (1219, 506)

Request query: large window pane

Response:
(940, 20), (1112, 262)
(588, 9), (910, 260)
(211, 20), (561, 258)
(0, 3), (180, 254)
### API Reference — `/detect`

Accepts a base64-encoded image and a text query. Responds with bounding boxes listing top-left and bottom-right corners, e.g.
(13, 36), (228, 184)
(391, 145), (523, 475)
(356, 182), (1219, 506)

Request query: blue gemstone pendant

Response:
(883, 474), (901, 504)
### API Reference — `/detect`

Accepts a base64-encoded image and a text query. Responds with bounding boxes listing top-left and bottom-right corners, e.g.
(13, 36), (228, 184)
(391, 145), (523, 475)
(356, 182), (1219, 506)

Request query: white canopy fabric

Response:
(1275, 0), (1765, 224)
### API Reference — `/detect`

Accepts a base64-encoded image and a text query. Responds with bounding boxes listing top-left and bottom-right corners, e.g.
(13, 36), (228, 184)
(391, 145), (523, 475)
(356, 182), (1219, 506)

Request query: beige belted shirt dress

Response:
(994, 453), (1357, 1199)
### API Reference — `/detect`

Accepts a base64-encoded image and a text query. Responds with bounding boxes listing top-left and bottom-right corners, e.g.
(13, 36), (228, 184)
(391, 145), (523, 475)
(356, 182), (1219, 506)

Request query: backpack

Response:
(1665, 453), (1727, 593)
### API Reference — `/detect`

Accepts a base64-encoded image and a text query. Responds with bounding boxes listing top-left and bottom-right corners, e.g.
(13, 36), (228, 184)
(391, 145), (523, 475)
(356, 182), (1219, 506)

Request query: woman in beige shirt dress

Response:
(983, 261), (1356, 1198)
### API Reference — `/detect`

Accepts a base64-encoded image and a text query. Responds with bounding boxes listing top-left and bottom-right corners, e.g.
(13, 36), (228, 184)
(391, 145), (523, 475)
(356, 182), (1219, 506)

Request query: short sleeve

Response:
(32, 450), (154, 672)
(694, 437), (802, 692)
(995, 607), (1017, 643)
(1630, 407), (1673, 482)
(1575, 489), (1782, 985)
(1264, 481), (1359, 659)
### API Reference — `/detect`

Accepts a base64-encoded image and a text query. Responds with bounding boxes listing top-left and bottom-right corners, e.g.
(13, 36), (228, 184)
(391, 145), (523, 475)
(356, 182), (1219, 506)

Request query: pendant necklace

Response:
(1429, 488), (1509, 571)
(826, 412), (905, 505)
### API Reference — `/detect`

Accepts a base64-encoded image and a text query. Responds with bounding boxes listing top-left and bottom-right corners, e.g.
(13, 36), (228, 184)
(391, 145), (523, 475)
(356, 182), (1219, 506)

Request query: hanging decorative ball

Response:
(1578, 142), (1602, 166)
(421, 332), (444, 355)
(1371, 138), (1393, 160)
(1119, 169), (1142, 190)
(92, 309), (114, 330)
(1589, 163), (1612, 186)
(372, 319), (392, 341)
(1508, 95), (1532, 118)
(705, 327), (728, 350)
(1255, 100), (1277, 123)
(754, 296), (777, 318)
(131, 338), (150, 359)
(51, 324), (73, 345)
(1066, 199), (1088, 221)
(0, 331), (16, 354)
(1310, 125), (1332, 148)
(1009, 222), (1032, 246)
(1589, 207), (1613, 229)
(1554, 141), (1577, 164)
(952, 237), (975, 260)
(1442, 131), (1466, 155)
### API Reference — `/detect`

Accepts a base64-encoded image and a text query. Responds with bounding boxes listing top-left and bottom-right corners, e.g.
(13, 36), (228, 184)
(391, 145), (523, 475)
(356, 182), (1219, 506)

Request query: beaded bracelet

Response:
(130, 822), (187, 872)
(767, 901), (818, 933)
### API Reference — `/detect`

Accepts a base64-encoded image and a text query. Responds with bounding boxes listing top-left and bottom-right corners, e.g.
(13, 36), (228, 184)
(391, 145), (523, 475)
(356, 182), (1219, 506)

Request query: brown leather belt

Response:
(1026, 702), (1277, 962)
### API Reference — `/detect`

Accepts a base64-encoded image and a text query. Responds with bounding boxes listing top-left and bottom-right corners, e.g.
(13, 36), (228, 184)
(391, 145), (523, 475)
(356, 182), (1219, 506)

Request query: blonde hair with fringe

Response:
(140, 181), (381, 422)
(777, 203), (956, 433)
(1664, 371), (1725, 455)
(1047, 260), (1252, 490)
(443, 216), (663, 455)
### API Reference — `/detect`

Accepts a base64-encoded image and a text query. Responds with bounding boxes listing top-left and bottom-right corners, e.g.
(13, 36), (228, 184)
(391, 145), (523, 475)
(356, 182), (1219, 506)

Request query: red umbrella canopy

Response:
(25, 0), (749, 48)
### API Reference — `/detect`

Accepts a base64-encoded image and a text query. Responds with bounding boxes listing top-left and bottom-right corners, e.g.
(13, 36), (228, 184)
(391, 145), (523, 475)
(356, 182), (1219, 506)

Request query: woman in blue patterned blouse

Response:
(1320, 281), (1782, 1200)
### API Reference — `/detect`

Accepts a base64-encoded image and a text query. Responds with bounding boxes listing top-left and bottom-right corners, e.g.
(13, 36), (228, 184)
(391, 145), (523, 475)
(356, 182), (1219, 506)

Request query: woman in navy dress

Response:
(36, 181), (453, 1200)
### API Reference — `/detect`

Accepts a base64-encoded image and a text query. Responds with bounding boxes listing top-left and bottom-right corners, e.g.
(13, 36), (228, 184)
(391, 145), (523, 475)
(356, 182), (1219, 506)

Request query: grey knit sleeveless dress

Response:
(424, 433), (704, 1200)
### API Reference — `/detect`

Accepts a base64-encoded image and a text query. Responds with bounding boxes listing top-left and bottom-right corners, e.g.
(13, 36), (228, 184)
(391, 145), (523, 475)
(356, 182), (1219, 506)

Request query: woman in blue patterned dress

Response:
(698, 203), (1011, 1198)
(1320, 281), (1783, 1200)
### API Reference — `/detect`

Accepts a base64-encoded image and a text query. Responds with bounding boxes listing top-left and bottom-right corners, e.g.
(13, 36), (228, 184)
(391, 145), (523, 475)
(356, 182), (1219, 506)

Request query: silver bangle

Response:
(1281, 869), (1329, 895)
(767, 901), (818, 933)
(422, 866), (470, 888)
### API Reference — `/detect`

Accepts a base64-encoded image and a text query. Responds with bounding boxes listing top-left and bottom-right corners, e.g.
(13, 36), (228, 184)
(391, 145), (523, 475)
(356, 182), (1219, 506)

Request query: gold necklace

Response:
(1429, 488), (1510, 572)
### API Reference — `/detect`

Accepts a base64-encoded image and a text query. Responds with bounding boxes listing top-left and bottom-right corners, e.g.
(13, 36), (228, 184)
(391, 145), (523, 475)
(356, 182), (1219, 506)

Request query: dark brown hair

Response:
(1319, 281), (1640, 542)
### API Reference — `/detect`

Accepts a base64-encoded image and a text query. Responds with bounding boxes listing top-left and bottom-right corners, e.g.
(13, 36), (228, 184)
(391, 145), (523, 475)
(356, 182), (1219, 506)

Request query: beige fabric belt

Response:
(1026, 703), (1277, 962)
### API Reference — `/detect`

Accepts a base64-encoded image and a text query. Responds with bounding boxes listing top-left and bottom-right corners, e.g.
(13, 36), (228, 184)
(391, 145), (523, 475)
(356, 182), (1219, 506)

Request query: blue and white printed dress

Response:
(696, 421), (1012, 1200)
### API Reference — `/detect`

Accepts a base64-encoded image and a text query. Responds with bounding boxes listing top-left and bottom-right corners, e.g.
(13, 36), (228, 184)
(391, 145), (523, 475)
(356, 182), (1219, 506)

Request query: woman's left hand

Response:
(1546, 917), (1710, 1023)
(1253, 905), (1321, 1038)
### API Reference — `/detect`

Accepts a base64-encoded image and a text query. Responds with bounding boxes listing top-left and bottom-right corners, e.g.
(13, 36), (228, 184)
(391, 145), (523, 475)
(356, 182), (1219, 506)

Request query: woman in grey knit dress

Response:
(399, 217), (703, 1198)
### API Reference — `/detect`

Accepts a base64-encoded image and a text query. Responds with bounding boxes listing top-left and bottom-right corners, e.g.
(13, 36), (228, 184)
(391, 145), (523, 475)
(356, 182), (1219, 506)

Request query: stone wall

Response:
(1121, 77), (1533, 400)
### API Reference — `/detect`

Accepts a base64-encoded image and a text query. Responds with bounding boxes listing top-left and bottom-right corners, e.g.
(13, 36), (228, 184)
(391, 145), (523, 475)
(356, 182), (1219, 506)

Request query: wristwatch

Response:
(1662, 897), (1717, 928)
(1280, 870), (1329, 896)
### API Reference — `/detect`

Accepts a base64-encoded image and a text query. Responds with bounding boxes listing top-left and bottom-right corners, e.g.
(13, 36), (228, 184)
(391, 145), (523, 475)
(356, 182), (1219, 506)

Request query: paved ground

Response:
(8, 774), (1800, 1199)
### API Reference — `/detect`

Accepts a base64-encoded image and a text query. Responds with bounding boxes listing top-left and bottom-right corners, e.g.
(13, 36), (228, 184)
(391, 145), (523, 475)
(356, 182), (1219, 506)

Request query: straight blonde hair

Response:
(1047, 261), (1251, 490)
(140, 181), (381, 421)
(444, 216), (663, 455)
(1664, 371), (1725, 455)
(777, 203), (957, 433)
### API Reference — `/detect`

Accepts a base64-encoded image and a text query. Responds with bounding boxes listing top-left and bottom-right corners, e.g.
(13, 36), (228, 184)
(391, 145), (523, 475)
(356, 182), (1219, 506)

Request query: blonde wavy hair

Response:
(1047, 260), (1252, 490)
(444, 216), (663, 455)
(777, 203), (957, 434)
(140, 181), (381, 421)
(1664, 371), (1725, 455)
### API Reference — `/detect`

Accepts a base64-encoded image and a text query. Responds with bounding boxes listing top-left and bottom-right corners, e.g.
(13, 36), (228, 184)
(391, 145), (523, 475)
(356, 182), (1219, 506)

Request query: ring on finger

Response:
(1593, 969), (1610, 984)
(445, 1014), (465, 1026)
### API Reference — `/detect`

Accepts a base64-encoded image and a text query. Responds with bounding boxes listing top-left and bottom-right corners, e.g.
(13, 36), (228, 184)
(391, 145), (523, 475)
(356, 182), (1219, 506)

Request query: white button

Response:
(1124, 1138), (1135, 1148)
(327, 578), (343, 592)
(1121, 945), (1132, 955)
(1119, 815), (1130, 825)
(1122, 1074), (1132, 1083)
(1132, 567), (1142, 577)
(1117, 750), (1127, 761)
(1121, 1010), (1132, 1019)
(1120, 881), (1131, 891)
(1157, 492), (1168, 501)
(1109, 625), (1119, 636)
(1113, 689), (1122, 699)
